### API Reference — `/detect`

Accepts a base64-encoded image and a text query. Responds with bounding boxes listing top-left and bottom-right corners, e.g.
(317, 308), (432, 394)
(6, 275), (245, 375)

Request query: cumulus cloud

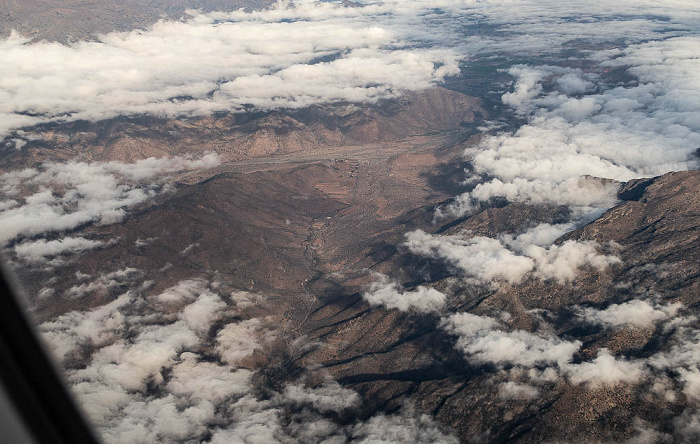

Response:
(444, 36), (699, 218)
(284, 379), (362, 414)
(2, 0), (697, 141)
(180, 290), (227, 334)
(65, 267), (142, 298)
(441, 311), (657, 389)
(405, 230), (535, 284)
(363, 274), (447, 313)
(10, 1), (700, 441)
(40, 277), (458, 443)
(647, 324), (700, 401)
(404, 3), (699, 414)
(39, 278), (260, 440)
(13, 236), (102, 263)
(500, 65), (550, 112)
(216, 318), (270, 366)
(0, 2), (462, 138)
(152, 278), (208, 305)
(0, 153), (219, 245)
(441, 312), (581, 368)
(566, 349), (647, 387)
(40, 292), (131, 361)
(556, 73), (595, 96)
(524, 240), (621, 283)
(577, 300), (682, 329)
(404, 225), (619, 285)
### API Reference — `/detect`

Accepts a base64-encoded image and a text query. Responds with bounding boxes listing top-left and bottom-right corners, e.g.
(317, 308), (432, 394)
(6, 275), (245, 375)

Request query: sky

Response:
(1, 0), (700, 442)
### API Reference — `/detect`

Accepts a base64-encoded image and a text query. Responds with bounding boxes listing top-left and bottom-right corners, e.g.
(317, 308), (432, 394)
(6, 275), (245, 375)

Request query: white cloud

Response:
(40, 276), (458, 443)
(501, 65), (547, 111)
(497, 381), (539, 401)
(523, 240), (621, 283)
(441, 312), (581, 368)
(363, 274), (447, 313)
(166, 352), (253, 404)
(13, 236), (102, 263)
(65, 267), (142, 298)
(441, 313), (657, 389)
(40, 292), (131, 361)
(40, 279), (255, 441)
(2, 0), (696, 141)
(0, 3), (461, 138)
(566, 349), (646, 387)
(577, 300), (682, 329)
(11, 1), (700, 441)
(405, 230), (535, 284)
(284, 379), (362, 414)
(216, 318), (268, 366)
(0, 153), (219, 245)
(678, 369), (700, 401)
(404, 225), (619, 285)
(153, 278), (206, 305)
(556, 73), (595, 96)
(647, 326), (700, 400)
(445, 36), (699, 219)
(180, 290), (227, 334)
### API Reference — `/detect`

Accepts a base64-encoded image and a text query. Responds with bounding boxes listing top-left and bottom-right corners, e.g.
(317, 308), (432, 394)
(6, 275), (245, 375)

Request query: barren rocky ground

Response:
(1, 1), (699, 442)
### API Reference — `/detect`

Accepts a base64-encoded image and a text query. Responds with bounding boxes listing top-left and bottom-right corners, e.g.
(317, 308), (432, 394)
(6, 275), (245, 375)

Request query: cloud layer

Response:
(40, 277), (458, 443)
(0, 153), (219, 246)
(0, 1), (463, 138)
(2, 0), (699, 142)
(447, 36), (700, 217)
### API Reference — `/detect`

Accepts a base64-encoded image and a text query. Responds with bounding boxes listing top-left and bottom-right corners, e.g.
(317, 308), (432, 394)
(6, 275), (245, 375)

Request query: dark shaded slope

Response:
(298, 170), (700, 443)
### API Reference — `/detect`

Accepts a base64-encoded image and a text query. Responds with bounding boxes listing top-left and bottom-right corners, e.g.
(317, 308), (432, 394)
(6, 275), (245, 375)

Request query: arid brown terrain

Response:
(299, 171), (700, 443)
(15, 87), (486, 320)
(1, 87), (484, 169)
(2, 1), (699, 442)
(7, 82), (700, 442)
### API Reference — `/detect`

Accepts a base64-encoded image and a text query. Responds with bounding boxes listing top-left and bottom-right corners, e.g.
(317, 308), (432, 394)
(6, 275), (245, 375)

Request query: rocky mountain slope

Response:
(1, 87), (485, 169)
(1, 1), (699, 442)
(11, 131), (699, 441)
(299, 170), (700, 443)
